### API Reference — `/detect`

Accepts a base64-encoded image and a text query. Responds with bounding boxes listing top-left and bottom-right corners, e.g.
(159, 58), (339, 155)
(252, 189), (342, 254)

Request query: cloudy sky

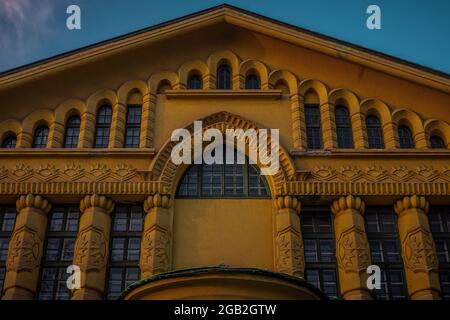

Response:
(0, 0), (449, 73)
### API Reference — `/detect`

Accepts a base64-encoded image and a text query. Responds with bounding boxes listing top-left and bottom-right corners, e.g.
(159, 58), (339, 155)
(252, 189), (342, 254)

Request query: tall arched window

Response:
(63, 116), (80, 148)
(33, 125), (49, 148)
(187, 73), (202, 89)
(366, 116), (384, 149)
(245, 74), (260, 89)
(1, 135), (16, 148)
(94, 105), (112, 148)
(430, 135), (445, 149)
(216, 63), (231, 90)
(305, 104), (323, 149)
(176, 147), (270, 198)
(398, 125), (414, 148)
(124, 106), (142, 148)
(335, 106), (353, 148)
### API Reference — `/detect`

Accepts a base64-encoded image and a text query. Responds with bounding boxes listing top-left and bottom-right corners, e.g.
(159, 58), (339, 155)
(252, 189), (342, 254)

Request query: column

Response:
(351, 111), (366, 149)
(139, 93), (155, 148)
(320, 102), (337, 149)
(290, 94), (307, 150)
(331, 195), (372, 300)
(48, 121), (65, 148)
(16, 130), (33, 148)
(78, 111), (96, 148)
(140, 194), (172, 278)
(383, 121), (397, 149)
(394, 195), (441, 299)
(274, 196), (304, 277)
(109, 102), (126, 148)
(72, 195), (114, 300)
(2, 194), (51, 300)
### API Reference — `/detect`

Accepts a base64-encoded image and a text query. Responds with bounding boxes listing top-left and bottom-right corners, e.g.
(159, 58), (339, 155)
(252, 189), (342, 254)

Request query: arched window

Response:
(305, 104), (323, 149)
(430, 135), (445, 149)
(1, 135), (16, 148)
(124, 105), (142, 148)
(398, 125), (414, 148)
(176, 147), (270, 198)
(245, 74), (260, 89)
(366, 116), (384, 149)
(187, 73), (202, 89)
(335, 106), (353, 148)
(94, 105), (112, 148)
(63, 116), (80, 148)
(216, 63), (231, 90)
(33, 125), (49, 148)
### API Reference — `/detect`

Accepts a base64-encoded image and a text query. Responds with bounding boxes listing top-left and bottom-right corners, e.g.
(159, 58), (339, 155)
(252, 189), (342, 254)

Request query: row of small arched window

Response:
(187, 63), (260, 90)
(304, 104), (446, 149)
(1, 105), (142, 149)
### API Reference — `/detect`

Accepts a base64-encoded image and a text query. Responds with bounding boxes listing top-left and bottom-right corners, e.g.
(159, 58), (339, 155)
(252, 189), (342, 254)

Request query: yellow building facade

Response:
(0, 5), (449, 300)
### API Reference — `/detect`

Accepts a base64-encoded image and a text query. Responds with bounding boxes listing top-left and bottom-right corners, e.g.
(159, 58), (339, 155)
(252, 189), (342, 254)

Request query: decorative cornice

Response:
(290, 149), (450, 158)
(274, 195), (301, 214)
(0, 148), (155, 157)
(394, 195), (430, 215)
(331, 195), (365, 215)
(165, 89), (282, 99)
(16, 194), (51, 213)
(143, 194), (171, 211)
(79, 194), (115, 214)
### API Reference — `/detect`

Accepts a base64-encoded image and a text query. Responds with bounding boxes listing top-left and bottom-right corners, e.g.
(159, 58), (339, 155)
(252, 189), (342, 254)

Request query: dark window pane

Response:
(63, 116), (81, 148)
(33, 126), (49, 148)
(245, 74), (260, 89)
(1, 135), (16, 148)
(188, 74), (202, 89)
(335, 106), (353, 148)
(305, 105), (322, 149)
(430, 135), (445, 148)
(366, 116), (384, 148)
(398, 125), (414, 148)
(94, 105), (112, 148)
(217, 64), (231, 89)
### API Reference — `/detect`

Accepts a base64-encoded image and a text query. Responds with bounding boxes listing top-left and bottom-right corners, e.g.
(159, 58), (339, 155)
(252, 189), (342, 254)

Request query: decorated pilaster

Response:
(351, 112), (366, 149)
(109, 102), (127, 148)
(331, 195), (371, 300)
(78, 111), (96, 148)
(394, 195), (441, 299)
(290, 94), (307, 150)
(72, 195), (114, 300)
(48, 121), (65, 148)
(320, 102), (337, 149)
(274, 196), (304, 277)
(140, 194), (172, 278)
(16, 130), (33, 148)
(2, 194), (51, 300)
(139, 93), (155, 148)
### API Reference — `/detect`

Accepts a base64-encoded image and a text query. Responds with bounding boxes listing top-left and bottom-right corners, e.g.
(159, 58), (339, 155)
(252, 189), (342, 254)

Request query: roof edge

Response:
(0, 4), (448, 93)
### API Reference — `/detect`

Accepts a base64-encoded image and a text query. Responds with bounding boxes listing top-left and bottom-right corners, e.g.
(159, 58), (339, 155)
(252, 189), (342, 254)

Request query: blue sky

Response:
(0, 0), (449, 74)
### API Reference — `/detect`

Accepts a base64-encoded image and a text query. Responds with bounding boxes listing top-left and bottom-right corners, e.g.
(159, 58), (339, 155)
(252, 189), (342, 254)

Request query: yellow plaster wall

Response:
(172, 199), (274, 270)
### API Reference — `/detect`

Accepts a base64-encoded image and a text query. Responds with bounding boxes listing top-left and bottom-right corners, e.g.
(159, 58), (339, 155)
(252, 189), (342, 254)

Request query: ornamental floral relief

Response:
(141, 227), (170, 274)
(336, 226), (370, 273)
(402, 226), (438, 273)
(73, 226), (108, 272)
(276, 230), (304, 277)
(6, 226), (42, 272)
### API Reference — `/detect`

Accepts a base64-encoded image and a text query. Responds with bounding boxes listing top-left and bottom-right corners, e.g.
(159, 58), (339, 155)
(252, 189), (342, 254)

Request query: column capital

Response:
(394, 195), (429, 215)
(16, 194), (51, 214)
(274, 196), (301, 214)
(80, 194), (114, 214)
(331, 195), (365, 216)
(143, 194), (171, 212)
